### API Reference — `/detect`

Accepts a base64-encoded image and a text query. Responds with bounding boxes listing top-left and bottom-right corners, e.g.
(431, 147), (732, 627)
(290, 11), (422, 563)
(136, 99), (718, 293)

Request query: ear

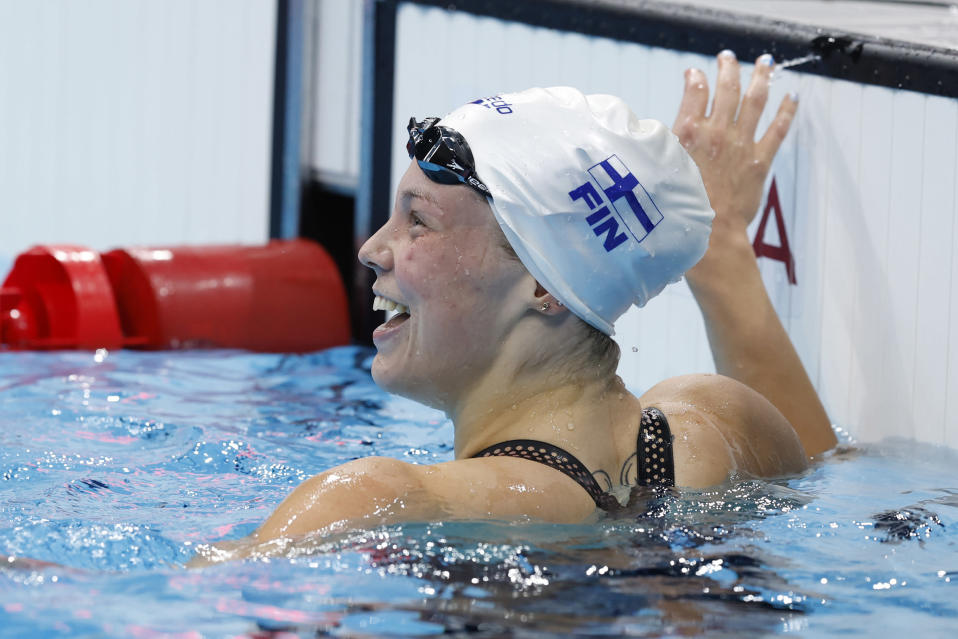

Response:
(532, 281), (568, 316)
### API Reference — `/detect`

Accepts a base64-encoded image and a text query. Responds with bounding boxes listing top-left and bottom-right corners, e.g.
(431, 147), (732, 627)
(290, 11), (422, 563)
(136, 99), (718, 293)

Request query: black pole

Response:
(268, 0), (291, 239)
(355, 0), (398, 344)
(269, 0), (305, 239)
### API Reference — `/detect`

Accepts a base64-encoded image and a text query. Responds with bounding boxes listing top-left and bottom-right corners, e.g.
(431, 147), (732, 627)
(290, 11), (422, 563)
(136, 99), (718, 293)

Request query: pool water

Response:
(0, 347), (956, 637)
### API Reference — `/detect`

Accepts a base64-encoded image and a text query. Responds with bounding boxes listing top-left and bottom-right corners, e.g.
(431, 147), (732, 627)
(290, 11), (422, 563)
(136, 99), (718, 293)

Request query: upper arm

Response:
(190, 456), (434, 565)
(256, 455), (595, 542)
(422, 457), (596, 523)
(253, 456), (436, 542)
(190, 453), (599, 565)
(640, 373), (808, 487)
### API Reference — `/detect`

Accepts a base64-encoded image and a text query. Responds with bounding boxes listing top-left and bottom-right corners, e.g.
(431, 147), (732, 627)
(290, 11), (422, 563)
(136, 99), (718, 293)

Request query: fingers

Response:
(675, 50), (795, 164)
(709, 50), (741, 123)
(677, 68), (709, 119)
(756, 93), (798, 162)
(736, 54), (774, 137)
(672, 68), (709, 141)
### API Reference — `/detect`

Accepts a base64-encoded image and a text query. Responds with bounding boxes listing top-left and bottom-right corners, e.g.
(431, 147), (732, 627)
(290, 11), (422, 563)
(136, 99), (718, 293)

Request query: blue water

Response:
(0, 347), (956, 637)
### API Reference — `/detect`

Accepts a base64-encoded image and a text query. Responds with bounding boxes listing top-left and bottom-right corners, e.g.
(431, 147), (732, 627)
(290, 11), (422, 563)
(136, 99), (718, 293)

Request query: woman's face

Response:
(358, 162), (531, 409)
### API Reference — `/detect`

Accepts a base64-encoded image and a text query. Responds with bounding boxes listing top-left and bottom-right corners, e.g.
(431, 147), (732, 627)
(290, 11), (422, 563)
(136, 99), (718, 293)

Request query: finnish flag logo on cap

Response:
(568, 154), (664, 252)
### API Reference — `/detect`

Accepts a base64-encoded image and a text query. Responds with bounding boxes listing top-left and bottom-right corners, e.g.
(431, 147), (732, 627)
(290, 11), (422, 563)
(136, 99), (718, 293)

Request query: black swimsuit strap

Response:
(637, 407), (675, 487)
(470, 407), (675, 510)
(470, 439), (620, 511)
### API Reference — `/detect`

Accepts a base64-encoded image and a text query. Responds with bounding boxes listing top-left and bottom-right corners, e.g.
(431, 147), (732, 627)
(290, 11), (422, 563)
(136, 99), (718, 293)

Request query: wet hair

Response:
(581, 320), (621, 377)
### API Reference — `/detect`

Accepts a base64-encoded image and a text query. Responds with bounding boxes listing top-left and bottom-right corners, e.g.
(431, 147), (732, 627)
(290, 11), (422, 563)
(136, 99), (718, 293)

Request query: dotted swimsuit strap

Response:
(470, 439), (620, 511)
(637, 406), (676, 487)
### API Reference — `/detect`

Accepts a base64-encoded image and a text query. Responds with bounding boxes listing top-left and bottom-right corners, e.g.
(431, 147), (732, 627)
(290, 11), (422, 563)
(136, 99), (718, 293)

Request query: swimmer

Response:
(194, 52), (837, 563)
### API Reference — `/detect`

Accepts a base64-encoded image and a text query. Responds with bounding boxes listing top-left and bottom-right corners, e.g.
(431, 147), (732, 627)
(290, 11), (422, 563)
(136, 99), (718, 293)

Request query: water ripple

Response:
(0, 348), (956, 636)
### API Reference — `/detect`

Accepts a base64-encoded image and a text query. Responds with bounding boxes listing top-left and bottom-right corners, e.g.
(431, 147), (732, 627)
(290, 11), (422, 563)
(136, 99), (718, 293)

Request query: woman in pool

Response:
(202, 52), (836, 561)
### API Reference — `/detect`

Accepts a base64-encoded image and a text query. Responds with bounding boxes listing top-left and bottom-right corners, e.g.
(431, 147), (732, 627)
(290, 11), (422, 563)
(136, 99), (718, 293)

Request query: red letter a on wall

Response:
(752, 177), (797, 285)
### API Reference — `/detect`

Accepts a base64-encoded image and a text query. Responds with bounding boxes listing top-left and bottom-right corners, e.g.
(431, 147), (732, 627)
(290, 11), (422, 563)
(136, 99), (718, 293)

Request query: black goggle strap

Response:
(406, 117), (491, 197)
(406, 117), (439, 157)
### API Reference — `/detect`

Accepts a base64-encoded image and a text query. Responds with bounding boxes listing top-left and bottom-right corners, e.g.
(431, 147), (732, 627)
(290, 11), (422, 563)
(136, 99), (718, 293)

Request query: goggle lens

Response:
(418, 161), (464, 185)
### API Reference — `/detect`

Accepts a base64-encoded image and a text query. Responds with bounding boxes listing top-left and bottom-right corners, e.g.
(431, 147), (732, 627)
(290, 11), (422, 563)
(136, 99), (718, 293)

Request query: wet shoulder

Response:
(422, 456), (597, 523)
(639, 374), (808, 487)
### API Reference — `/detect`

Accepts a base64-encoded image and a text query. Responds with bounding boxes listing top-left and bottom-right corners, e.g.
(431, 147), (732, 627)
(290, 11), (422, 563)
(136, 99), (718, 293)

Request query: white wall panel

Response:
(0, 0), (275, 258)
(947, 146), (958, 449)
(818, 80), (860, 427)
(310, 0), (362, 188)
(391, 5), (958, 446)
(853, 85), (895, 440)
(788, 75), (830, 403)
(882, 90), (927, 439)
(914, 96), (957, 442)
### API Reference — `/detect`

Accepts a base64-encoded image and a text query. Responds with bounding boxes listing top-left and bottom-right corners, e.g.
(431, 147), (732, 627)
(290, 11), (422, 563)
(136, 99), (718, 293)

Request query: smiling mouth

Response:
(373, 295), (411, 330)
(372, 295), (410, 315)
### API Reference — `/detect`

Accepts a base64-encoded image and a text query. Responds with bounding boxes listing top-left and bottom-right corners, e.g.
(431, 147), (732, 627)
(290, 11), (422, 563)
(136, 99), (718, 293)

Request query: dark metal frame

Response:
(398, 0), (958, 98)
(353, 0), (398, 343)
(270, 0), (308, 240)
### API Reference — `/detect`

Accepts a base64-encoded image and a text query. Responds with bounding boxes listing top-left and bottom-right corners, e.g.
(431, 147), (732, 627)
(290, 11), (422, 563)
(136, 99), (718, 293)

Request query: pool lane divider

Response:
(0, 239), (350, 352)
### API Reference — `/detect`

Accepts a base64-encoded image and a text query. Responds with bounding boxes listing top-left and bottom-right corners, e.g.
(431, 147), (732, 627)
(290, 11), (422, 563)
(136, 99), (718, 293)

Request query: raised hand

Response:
(673, 51), (797, 238)
(675, 51), (836, 457)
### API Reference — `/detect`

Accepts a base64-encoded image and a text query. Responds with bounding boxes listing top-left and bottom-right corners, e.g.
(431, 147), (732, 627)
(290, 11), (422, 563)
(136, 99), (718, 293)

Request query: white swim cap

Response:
(439, 87), (714, 335)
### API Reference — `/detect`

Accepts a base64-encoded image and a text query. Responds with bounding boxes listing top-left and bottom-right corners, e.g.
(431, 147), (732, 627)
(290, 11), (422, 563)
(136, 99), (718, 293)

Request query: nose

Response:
(358, 223), (393, 273)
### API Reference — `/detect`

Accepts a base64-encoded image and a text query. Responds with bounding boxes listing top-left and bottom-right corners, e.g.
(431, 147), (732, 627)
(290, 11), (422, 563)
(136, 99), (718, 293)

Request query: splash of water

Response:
(777, 54), (822, 70)
(770, 54), (822, 83)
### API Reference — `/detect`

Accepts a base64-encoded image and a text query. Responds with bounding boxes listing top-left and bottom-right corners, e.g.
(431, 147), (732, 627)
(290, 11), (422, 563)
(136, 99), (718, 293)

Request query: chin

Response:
(369, 353), (396, 390)
(370, 355), (449, 410)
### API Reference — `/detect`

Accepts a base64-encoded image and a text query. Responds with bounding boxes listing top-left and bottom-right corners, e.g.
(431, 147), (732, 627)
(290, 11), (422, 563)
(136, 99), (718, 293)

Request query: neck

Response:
(449, 339), (635, 459)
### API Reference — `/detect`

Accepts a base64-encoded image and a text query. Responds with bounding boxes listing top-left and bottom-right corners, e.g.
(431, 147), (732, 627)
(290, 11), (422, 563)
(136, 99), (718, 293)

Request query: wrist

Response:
(687, 219), (755, 278)
(708, 209), (751, 238)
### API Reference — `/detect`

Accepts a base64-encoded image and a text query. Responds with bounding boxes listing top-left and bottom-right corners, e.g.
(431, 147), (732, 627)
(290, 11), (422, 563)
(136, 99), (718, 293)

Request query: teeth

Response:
(373, 295), (409, 315)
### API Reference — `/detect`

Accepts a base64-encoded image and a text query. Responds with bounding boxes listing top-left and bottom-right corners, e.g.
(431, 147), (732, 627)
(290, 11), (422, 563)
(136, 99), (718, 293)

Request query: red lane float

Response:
(0, 240), (350, 352)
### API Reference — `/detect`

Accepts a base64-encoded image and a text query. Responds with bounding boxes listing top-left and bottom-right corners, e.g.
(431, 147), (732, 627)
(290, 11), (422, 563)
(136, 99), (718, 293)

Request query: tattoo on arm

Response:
(619, 453), (637, 486)
(589, 456), (638, 494)
(591, 469), (613, 492)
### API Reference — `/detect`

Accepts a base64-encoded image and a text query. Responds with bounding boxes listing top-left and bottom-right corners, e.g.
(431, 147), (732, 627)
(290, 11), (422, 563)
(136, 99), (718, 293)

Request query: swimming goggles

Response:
(406, 117), (491, 198)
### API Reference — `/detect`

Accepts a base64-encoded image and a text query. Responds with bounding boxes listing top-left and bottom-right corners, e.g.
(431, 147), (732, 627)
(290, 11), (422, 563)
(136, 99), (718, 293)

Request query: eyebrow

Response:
(399, 186), (441, 209)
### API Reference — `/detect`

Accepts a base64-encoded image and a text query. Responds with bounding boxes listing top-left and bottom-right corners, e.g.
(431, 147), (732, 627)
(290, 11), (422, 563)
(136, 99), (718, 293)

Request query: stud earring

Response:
(540, 302), (551, 312)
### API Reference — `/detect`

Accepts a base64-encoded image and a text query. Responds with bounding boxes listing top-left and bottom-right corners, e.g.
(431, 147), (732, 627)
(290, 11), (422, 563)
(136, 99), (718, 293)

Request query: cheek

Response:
(396, 231), (517, 338)
(399, 237), (487, 297)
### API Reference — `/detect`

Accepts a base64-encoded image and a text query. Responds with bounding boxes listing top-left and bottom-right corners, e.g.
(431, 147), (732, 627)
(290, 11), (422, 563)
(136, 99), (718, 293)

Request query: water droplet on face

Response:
(567, 422), (575, 431)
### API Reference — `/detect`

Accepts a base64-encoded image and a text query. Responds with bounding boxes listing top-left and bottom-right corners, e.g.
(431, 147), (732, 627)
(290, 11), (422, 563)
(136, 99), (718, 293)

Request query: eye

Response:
(410, 212), (427, 227)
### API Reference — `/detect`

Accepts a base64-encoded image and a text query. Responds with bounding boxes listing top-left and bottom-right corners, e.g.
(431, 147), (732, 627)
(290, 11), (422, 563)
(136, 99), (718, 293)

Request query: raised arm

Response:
(674, 51), (837, 457)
